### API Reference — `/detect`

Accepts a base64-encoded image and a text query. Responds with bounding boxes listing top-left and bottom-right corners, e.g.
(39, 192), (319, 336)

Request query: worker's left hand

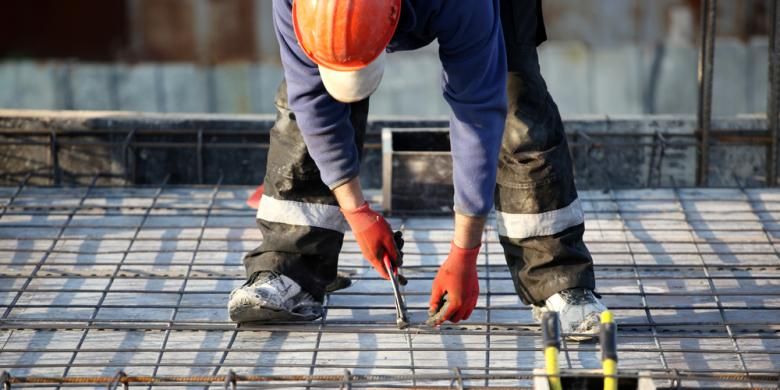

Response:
(428, 242), (480, 326)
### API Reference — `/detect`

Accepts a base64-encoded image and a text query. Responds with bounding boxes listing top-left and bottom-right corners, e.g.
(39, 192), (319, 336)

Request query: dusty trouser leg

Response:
(242, 80), (368, 302)
(497, 0), (595, 306)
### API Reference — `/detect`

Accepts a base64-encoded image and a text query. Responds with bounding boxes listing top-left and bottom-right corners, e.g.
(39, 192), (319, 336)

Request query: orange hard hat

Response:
(293, 0), (401, 71)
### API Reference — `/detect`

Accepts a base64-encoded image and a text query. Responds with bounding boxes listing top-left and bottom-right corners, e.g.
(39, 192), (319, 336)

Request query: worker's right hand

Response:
(341, 202), (400, 280)
(428, 242), (480, 326)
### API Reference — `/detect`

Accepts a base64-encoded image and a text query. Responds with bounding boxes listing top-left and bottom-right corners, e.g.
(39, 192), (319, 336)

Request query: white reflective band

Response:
(256, 195), (347, 233)
(496, 198), (584, 239)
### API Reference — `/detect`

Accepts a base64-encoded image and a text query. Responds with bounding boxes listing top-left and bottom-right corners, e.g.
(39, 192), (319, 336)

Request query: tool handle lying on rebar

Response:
(541, 312), (562, 390)
(600, 310), (618, 390)
(383, 254), (409, 329)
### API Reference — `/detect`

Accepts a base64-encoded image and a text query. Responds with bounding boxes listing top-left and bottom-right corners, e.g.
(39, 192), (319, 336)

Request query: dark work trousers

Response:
(242, 81), (369, 302)
(497, 0), (595, 305)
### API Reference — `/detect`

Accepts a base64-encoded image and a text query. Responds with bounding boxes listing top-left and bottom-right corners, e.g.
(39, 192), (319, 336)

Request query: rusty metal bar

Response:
(122, 129), (136, 184)
(696, 0), (717, 186)
(483, 229), (492, 387)
(49, 130), (60, 186)
(769, 0), (780, 186)
(2, 344), (778, 355)
(0, 371), (777, 387)
(197, 128), (204, 184)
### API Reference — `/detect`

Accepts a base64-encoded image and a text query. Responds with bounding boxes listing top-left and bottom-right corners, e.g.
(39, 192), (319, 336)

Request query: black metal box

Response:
(382, 128), (454, 214)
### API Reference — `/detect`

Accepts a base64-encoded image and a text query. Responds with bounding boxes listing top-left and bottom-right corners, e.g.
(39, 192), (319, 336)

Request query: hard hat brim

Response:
(319, 51), (386, 103)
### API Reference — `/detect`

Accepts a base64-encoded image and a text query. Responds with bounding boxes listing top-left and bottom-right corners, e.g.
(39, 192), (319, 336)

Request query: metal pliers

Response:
(383, 253), (409, 329)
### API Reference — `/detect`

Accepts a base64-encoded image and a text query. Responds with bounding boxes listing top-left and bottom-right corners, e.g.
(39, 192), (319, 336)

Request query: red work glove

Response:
(341, 202), (400, 280)
(428, 242), (480, 326)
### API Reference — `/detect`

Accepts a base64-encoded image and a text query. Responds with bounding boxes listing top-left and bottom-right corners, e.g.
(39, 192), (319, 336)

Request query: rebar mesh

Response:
(1, 179), (780, 388)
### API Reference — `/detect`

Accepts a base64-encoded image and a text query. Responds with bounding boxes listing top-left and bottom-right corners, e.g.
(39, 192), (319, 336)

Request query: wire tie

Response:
(449, 367), (464, 390)
(340, 369), (352, 390)
(1, 371), (10, 390)
(224, 369), (237, 390)
(107, 370), (127, 390)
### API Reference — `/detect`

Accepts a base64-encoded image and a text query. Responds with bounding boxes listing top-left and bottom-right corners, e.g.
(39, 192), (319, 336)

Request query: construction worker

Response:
(228, 0), (607, 338)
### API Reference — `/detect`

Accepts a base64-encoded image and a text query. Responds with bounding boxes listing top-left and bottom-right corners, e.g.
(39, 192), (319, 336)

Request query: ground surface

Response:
(0, 186), (779, 388)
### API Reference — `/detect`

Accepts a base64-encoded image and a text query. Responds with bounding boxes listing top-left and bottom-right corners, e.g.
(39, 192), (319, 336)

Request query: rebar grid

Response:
(1, 182), (780, 388)
(0, 114), (774, 191)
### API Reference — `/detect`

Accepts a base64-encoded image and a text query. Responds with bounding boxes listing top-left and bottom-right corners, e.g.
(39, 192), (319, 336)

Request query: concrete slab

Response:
(0, 186), (777, 388)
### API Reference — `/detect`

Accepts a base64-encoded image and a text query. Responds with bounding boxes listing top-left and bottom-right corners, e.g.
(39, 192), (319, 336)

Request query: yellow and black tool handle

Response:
(541, 312), (562, 390)
(600, 311), (618, 390)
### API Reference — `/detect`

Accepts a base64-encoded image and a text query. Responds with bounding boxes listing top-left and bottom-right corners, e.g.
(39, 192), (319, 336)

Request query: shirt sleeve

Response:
(272, 0), (360, 189)
(437, 1), (508, 216)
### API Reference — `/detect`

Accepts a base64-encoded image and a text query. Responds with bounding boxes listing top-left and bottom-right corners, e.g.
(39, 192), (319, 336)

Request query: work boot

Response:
(532, 288), (607, 341)
(228, 271), (322, 322)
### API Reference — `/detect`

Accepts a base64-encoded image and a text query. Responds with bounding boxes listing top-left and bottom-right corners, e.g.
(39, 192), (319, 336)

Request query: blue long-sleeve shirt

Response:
(273, 0), (507, 216)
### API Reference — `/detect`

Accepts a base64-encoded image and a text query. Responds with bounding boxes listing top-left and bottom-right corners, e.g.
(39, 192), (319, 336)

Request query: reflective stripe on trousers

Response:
(256, 195), (347, 233)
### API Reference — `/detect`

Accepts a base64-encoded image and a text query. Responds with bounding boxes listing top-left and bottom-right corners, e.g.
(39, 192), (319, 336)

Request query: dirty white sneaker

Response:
(533, 288), (607, 341)
(228, 271), (322, 323)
